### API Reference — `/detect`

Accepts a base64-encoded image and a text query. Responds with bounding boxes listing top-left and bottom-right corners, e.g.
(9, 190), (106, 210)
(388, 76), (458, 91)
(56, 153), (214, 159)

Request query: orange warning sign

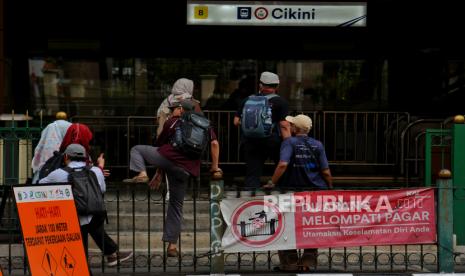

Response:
(14, 184), (89, 276)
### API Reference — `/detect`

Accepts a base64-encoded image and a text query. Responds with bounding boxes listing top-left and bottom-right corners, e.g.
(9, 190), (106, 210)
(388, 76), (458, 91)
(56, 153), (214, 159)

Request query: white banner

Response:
(221, 197), (296, 252)
(187, 1), (367, 27)
(14, 185), (74, 203)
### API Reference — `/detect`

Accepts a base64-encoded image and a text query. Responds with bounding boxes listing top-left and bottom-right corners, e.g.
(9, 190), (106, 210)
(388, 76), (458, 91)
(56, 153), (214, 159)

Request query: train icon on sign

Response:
(237, 7), (251, 20)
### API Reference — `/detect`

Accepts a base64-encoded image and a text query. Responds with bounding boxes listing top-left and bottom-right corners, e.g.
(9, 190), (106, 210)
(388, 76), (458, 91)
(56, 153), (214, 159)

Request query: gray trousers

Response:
(129, 145), (190, 243)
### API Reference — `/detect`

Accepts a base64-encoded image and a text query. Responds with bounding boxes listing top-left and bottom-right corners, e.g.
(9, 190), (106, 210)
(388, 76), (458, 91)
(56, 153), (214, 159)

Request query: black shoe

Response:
(107, 251), (133, 267)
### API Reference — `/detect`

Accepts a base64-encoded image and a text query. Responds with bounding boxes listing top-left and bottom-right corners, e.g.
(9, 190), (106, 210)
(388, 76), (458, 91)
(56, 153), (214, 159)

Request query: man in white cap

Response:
(264, 114), (332, 272)
(233, 71), (290, 190)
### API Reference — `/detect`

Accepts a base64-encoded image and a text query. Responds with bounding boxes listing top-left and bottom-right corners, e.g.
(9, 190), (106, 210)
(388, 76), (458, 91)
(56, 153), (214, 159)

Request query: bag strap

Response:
(168, 118), (180, 130)
(62, 166), (88, 173)
(265, 93), (279, 100)
(62, 166), (74, 174)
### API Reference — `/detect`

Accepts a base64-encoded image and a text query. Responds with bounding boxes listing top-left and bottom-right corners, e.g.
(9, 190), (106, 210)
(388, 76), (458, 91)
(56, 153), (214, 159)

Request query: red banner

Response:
(222, 188), (436, 252)
(293, 188), (436, 248)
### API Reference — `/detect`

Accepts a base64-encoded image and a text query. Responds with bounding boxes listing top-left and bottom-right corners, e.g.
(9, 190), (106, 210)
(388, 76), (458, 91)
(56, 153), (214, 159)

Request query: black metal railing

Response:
(69, 111), (411, 178)
(2, 184), (465, 274)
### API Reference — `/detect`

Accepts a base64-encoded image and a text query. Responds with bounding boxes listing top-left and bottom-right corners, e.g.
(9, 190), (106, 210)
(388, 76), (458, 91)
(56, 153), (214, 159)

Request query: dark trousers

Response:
(81, 214), (118, 256)
(162, 169), (190, 243)
(278, 249), (318, 270)
(243, 136), (281, 189)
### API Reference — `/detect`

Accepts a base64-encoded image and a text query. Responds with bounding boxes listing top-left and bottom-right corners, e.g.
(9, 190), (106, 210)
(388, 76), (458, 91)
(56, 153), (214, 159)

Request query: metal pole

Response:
(210, 179), (224, 273)
(452, 115), (465, 245)
(437, 169), (454, 273)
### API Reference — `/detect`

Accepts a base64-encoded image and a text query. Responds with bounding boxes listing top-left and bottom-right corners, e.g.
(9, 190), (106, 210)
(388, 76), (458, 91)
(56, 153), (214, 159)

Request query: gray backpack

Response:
(241, 94), (278, 138)
(172, 112), (210, 158)
(63, 166), (106, 215)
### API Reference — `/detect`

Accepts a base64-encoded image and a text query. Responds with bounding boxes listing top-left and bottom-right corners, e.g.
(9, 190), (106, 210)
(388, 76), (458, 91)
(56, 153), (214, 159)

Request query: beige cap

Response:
(285, 114), (312, 132)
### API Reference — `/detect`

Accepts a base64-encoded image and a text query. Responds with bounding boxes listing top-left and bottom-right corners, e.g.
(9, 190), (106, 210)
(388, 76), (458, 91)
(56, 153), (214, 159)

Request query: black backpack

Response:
(62, 166), (106, 216)
(172, 112), (210, 158)
(38, 151), (64, 181)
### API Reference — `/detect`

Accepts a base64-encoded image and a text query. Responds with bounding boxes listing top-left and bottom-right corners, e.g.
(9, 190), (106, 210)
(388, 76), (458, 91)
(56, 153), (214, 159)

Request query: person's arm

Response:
(210, 140), (220, 172)
(271, 161), (288, 185)
(38, 169), (67, 184)
(91, 167), (106, 193)
(276, 98), (290, 139)
(317, 142), (332, 189)
(321, 168), (333, 189)
(265, 139), (293, 188)
(234, 98), (246, 127)
(279, 120), (291, 139)
(233, 116), (241, 127)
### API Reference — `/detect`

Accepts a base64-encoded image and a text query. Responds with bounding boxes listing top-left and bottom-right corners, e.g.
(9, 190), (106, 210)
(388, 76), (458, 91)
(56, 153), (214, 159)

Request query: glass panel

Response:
(272, 60), (388, 111)
(28, 57), (388, 117)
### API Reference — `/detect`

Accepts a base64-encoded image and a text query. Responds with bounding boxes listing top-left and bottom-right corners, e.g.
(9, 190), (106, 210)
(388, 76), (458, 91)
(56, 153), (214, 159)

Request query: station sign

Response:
(187, 1), (366, 27)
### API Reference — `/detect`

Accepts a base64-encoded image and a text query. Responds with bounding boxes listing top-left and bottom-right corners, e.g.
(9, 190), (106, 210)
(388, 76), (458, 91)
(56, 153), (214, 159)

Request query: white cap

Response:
(285, 114), (312, 133)
(260, 72), (279, 85)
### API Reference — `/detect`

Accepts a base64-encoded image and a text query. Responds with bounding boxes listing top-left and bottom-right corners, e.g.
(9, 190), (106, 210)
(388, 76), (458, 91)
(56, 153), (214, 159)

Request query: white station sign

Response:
(187, 1), (366, 27)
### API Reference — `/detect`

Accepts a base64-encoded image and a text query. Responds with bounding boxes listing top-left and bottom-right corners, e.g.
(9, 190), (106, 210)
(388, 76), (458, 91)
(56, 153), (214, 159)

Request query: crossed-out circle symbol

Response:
(254, 7), (268, 20)
(231, 200), (284, 247)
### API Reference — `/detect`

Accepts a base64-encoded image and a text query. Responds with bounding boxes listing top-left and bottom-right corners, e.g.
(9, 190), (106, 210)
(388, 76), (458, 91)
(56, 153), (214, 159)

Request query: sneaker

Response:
(123, 175), (149, 183)
(107, 251), (133, 267)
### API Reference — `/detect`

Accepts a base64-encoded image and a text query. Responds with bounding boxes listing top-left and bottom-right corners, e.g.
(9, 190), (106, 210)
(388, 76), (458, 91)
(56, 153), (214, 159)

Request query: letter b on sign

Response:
(194, 6), (208, 19)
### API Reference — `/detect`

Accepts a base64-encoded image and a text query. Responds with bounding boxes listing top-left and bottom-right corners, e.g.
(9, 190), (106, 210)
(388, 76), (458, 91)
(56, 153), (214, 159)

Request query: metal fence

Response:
(3, 111), (465, 274)
(400, 116), (456, 183)
(1, 183), (465, 274)
(69, 111), (411, 178)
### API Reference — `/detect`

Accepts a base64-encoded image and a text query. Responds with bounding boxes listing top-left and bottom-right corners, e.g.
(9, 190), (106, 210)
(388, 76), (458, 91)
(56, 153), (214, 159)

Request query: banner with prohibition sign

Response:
(221, 188), (436, 252)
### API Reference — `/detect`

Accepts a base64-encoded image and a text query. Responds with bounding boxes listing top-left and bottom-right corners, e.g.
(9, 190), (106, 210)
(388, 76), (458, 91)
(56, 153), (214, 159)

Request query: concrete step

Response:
(104, 212), (210, 231)
(104, 199), (211, 215)
(87, 231), (211, 253)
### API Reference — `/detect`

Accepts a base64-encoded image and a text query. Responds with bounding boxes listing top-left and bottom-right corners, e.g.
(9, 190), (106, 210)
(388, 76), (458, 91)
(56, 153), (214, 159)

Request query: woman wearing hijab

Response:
(59, 123), (94, 157)
(156, 78), (201, 136)
(31, 112), (72, 183)
(37, 122), (133, 266)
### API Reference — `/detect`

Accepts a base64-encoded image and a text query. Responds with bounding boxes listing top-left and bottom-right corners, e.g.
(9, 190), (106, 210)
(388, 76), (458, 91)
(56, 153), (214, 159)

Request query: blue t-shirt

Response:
(279, 136), (329, 189)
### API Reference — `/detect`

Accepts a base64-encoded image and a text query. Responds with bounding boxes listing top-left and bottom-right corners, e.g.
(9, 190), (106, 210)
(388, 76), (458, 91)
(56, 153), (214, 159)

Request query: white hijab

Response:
(157, 78), (194, 117)
(31, 120), (71, 173)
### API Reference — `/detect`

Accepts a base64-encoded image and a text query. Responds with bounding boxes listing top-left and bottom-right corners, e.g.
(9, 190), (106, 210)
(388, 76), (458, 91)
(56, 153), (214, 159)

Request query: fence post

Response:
(210, 178), (225, 273)
(437, 169), (454, 273)
(452, 115), (465, 245)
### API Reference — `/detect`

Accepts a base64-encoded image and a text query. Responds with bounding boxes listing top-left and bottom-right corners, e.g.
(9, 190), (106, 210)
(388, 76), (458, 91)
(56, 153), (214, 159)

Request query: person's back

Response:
(278, 136), (329, 189)
(267, 114), (332, 272)
(234, 71), (290, 189)
(39, 143), (132, 266)
(38, 144), (106, 224)
(31, 112), (71, 182)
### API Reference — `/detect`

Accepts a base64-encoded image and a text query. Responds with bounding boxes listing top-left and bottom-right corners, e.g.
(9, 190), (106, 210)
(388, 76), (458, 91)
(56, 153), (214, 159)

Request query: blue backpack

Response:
(241, 94), (278, 138)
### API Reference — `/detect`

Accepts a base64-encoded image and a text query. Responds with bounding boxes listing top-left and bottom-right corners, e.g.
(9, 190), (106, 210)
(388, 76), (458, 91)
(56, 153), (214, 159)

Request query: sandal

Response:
(167, 247), (179, 257)
(123, 175), (149, 183)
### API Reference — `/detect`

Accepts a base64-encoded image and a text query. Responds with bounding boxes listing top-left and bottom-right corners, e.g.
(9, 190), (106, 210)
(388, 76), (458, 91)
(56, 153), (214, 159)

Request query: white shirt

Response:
(38, 161), (106, 225)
